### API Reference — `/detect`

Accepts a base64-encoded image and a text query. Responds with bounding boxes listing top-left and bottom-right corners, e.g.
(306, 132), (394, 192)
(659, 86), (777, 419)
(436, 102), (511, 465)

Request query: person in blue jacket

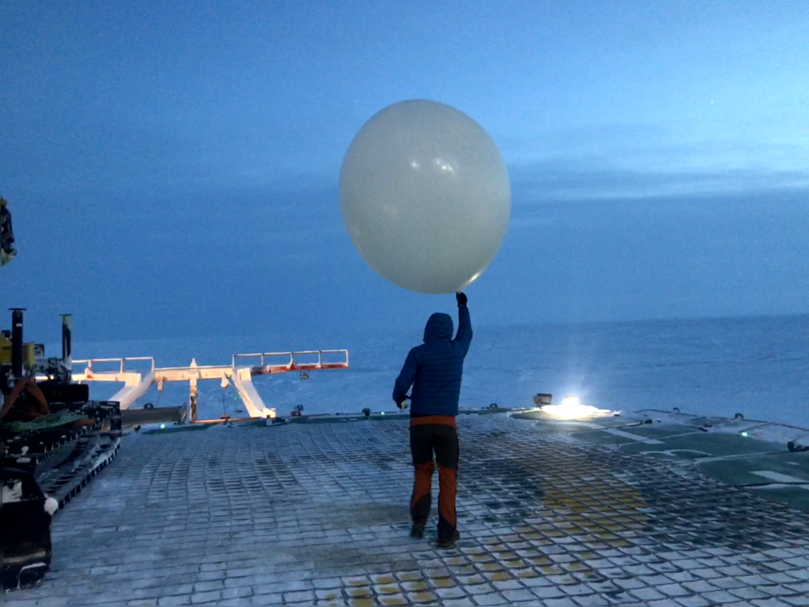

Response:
(393, 292), (472, 547)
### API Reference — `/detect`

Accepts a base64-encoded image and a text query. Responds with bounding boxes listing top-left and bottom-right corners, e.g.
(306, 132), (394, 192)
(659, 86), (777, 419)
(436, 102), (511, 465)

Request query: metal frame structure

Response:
(71, 350), (349, 422)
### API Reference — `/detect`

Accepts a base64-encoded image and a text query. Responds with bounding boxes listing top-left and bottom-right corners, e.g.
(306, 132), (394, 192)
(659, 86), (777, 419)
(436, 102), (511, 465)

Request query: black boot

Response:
(436, 530), (460, 548)
(410, 519), (426, 539)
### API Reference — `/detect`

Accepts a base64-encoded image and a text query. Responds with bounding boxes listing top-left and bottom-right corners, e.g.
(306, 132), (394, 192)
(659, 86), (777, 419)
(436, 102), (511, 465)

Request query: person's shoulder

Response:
(405, 344), (421, 359)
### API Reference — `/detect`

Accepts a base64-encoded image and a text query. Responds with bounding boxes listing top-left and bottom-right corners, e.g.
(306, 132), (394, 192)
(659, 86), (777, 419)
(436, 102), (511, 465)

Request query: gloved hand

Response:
(456, 292), (468, 307)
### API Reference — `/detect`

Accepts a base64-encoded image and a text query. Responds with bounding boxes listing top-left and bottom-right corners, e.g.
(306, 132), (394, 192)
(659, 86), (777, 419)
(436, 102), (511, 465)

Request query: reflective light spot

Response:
(540, 396), (619, 420)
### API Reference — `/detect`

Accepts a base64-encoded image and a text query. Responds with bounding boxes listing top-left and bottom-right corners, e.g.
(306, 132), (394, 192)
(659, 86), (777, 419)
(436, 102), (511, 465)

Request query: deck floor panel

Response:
(5, 413), (808, 605)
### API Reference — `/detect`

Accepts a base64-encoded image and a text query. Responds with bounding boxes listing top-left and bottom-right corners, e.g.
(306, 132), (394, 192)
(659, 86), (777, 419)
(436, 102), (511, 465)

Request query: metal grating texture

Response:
(4, 413), (808, 605)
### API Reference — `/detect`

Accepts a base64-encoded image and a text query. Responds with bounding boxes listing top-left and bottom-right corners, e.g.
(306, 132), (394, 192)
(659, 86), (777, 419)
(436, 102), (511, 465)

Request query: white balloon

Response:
(339, 99), (511, 294)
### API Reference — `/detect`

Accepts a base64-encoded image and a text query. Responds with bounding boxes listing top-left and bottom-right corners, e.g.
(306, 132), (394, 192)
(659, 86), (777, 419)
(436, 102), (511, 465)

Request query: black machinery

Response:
(2, 309), (122, 590)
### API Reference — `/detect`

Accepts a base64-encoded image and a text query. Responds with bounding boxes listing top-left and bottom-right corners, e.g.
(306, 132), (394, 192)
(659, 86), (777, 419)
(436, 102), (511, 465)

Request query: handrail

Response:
(232, 349), (349, 369)
(70, 349), (348, 422)
(73, 357), (156, 374)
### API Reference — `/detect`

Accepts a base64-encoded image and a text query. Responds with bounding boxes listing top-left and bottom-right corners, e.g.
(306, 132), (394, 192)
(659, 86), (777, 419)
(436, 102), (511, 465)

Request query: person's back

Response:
(393, 302), (472, 416)
(392, 292), (472, 547)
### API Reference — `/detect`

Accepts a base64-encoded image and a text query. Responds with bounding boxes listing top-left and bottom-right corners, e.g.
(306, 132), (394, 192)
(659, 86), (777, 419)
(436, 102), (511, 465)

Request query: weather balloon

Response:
(339, 99), (510, 294)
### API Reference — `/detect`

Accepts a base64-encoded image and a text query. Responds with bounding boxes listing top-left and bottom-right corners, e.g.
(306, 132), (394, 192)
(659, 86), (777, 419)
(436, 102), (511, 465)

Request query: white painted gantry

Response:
(71, 350), (349, 422)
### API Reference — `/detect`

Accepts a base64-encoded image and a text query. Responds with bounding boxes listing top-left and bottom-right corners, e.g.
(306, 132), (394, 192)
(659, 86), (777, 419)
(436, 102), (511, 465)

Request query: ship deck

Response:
(5, 409), (809, 606)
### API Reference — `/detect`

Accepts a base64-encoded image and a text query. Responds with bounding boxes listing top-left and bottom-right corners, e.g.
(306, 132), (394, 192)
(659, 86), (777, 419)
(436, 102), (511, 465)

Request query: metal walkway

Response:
(5, 411), (808, 606)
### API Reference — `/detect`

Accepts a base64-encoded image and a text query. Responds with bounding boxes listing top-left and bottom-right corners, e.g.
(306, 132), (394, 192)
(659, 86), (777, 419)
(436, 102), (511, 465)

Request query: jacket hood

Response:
(423, 313), (453, 343)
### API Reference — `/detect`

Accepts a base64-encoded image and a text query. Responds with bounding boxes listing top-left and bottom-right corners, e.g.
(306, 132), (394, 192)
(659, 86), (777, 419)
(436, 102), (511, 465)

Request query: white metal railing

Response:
(232, 349), (349, 369)
(73, 357), (156, 374)
(69, 350), (348, 421)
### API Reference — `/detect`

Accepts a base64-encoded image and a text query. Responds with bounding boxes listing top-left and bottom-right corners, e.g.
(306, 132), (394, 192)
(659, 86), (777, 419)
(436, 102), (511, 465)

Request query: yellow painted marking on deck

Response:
(402, 580), (428, 591)
(373, 575), (396, 584)
(347, 587), (372, 597)
(539, 453), (650, 550)
(458, 574), (486, 584)
(409, 592), (437, 603)
(452, 565), (475, 575)
(540, 565), (564, 575)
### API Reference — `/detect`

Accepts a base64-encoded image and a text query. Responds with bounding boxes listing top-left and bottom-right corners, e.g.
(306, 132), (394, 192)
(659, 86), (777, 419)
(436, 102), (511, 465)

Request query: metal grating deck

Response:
(4, 413), (809, 606)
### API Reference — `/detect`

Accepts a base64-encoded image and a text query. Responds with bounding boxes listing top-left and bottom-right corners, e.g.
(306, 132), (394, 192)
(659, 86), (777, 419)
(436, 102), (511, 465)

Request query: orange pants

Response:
(410, 416), (458, 543)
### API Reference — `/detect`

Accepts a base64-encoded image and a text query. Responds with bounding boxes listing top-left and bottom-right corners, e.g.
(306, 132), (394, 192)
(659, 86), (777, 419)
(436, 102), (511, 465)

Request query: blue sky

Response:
(2, 1), (807, 342)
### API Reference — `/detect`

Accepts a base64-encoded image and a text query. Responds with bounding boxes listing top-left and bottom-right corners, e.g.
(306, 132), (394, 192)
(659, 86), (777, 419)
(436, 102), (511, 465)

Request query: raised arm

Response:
(393, 349), (418, 405)
(453, 292), (473, 356)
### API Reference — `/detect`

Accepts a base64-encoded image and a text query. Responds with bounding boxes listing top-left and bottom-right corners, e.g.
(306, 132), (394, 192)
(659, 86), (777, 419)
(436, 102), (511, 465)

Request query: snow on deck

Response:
(5, 412), (809, 606)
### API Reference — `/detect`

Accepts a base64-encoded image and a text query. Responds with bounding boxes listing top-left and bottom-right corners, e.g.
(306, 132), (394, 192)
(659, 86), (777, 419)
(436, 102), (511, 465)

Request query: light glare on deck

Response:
(540, 395), (619, 420)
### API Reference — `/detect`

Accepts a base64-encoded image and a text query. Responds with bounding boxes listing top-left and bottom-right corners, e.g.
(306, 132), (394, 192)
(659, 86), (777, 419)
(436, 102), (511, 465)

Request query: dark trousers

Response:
(409, 417), (459, 542)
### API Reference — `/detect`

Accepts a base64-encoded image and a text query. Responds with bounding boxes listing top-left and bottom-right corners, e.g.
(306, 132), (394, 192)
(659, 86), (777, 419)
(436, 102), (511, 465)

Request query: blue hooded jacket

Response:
(392, 306), (473, 417)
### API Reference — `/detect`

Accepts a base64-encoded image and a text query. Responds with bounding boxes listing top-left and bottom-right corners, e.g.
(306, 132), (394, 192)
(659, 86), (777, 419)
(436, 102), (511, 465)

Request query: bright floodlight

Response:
(339, 99), (511, 294)
(540, 395), (619, 420)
